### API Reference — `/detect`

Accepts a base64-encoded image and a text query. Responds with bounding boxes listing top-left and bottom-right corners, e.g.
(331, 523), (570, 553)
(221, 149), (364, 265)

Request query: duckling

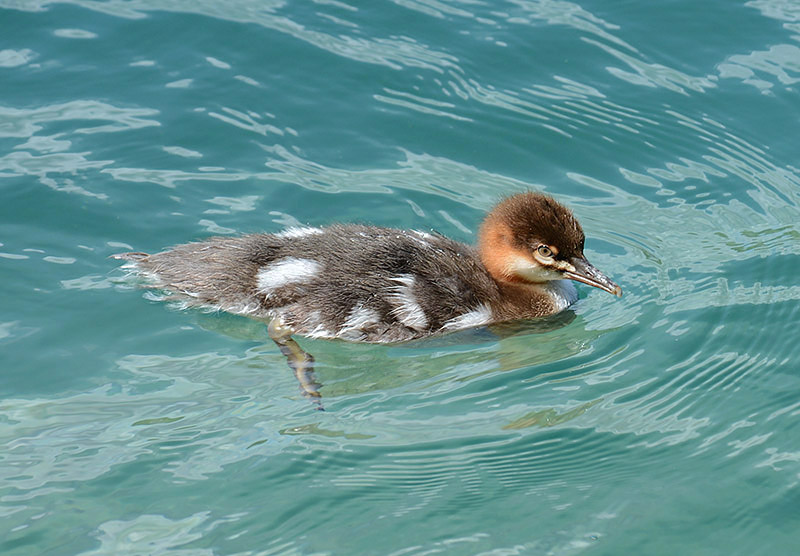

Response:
(114, 192), (621, 405)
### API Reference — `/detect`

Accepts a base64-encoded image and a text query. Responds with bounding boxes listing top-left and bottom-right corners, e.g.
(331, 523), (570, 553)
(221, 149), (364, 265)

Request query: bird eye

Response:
(537, 245), (553, 258)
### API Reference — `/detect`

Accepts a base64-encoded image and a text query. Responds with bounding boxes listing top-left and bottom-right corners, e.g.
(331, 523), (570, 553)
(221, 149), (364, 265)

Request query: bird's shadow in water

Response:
(192, 309), (592, 410)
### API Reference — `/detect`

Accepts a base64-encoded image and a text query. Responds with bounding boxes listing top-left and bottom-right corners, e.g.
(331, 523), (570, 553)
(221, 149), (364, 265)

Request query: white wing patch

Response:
(387, 274), (429, 331)
(257, 257), (321, 297)
(441, 304), (493, 331)
(338, 305), (380, 341)
(272, 226), (324, 239)
(299, 310), (336, 339)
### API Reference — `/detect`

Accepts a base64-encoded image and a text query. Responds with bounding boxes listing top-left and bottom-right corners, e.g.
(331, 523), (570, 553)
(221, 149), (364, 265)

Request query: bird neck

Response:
(478, 216), (518, 284)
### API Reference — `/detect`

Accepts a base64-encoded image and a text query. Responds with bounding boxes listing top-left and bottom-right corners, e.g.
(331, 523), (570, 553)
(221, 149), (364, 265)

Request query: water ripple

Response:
(374, 88), (473, 122)
(0, 101), (159, 138)
(506, 0), (637, 52)
(19, 0), (462, 72)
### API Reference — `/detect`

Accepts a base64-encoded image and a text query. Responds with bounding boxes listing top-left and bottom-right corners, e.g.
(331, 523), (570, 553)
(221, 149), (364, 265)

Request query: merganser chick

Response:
(113, 192), (621, 344)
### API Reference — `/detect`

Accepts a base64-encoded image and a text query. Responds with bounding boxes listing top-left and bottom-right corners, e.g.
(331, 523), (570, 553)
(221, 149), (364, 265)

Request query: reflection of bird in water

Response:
(113, 192), (621, 409)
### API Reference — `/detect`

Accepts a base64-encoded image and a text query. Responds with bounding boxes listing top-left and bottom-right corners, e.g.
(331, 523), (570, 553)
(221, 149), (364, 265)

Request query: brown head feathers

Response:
(482, 192), (585, 258)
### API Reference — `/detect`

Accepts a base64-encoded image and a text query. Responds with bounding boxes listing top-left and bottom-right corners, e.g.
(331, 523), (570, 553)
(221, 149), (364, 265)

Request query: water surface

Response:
(2, 0), (800, 554)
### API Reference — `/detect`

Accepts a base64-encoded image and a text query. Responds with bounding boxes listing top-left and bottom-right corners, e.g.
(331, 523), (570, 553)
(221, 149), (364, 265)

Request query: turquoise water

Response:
(2, 0), (800, 553)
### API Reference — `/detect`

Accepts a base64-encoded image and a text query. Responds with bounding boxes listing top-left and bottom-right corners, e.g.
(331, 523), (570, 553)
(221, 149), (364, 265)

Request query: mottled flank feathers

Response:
(115, 225), (506, 342)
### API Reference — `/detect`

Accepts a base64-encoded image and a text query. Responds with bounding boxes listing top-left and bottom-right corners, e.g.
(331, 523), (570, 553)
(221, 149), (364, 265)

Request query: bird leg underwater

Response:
(267, 318), (324, 411)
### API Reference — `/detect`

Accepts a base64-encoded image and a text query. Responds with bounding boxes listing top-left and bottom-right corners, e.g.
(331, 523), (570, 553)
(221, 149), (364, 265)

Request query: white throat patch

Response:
(509, 255), (562, 283)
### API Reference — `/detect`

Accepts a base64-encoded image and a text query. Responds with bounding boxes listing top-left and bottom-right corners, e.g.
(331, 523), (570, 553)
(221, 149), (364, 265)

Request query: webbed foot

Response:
(268, 318), (324, 410)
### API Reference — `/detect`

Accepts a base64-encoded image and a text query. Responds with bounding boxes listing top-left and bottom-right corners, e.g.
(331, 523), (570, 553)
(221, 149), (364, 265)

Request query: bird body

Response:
(115, 193), (621, 343)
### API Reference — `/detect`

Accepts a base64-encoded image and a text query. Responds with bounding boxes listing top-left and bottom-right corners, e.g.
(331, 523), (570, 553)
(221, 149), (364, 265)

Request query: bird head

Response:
(478, 192), (622, 297)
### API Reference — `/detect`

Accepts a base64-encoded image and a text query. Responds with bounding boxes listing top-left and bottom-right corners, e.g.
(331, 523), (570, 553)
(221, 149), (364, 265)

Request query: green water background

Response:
(2, 0), (800, 554)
